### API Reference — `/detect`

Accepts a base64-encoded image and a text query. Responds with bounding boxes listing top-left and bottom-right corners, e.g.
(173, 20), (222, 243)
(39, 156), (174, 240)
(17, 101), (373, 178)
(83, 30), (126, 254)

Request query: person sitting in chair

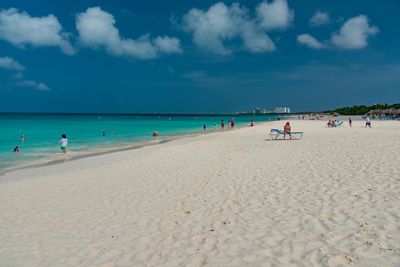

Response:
(283, 122), (291, 139)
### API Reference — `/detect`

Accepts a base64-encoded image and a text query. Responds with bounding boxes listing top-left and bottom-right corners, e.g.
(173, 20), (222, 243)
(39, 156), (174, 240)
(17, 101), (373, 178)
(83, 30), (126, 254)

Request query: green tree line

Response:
(328, 103), (400, 115)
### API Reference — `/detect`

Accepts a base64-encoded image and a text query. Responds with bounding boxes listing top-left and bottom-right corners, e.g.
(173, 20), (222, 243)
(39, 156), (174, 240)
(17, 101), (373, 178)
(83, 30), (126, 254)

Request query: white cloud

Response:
(182, 2), (275, 55)
(0, 8), (74, 55)
(309, 11), (330, 27)
(0, 56), (51, 91)
(10, 71), (50, 91)
(15, 79), (50, 91)
(331, 15), (378, 49)
(76, 7), (182, 59)
(153, 36), (183, 54)
(256, 0), (294, 30)
(297, 34), (325, 49)
(0, 56), (25, 71)
(241, 22), (275, 52)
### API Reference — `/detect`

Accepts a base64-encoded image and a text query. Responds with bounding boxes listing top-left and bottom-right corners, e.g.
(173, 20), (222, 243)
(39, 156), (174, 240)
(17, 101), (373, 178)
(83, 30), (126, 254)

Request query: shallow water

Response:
(0, 113), (279, 170)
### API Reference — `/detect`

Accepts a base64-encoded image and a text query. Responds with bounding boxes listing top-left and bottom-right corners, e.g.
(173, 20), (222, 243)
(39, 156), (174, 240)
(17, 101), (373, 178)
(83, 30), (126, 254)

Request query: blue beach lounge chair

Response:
(269, 128), (304, 140)
(334, 121), (343, 127)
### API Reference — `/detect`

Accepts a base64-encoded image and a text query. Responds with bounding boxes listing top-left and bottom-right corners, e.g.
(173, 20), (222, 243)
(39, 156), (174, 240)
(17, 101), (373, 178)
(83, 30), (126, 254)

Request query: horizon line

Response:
(0, 111), (302, 116)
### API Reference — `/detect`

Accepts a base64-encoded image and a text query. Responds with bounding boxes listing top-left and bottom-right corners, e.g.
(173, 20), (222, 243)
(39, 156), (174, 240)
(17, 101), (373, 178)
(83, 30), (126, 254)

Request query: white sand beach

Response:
(0, 119), (399, 267)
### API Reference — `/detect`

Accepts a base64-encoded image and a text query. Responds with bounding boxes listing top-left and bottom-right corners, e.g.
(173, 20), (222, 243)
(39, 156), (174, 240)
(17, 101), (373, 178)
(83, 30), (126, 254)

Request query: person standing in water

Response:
(21, 134), (24, 142)
(58, 134), (68, 153)
(203, 124), (206, 131)
(13, 146), (20, 152)
(221, 120), (225, 129)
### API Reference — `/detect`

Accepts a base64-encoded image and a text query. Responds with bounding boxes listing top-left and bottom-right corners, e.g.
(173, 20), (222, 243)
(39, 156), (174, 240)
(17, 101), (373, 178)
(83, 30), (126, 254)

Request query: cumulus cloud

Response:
(76, 7), (182, 59)
(0, 56), (25, 71)
(297, 34), (325, 49)
(256, 0), (294, 30)
(153, 36), (183, 54)
(182, 2), (275, 55)
(241, 22), (276, 52)
(0, 8), (74, 55)
(331, 15), (378, 49)
(309, 11), (330, 27)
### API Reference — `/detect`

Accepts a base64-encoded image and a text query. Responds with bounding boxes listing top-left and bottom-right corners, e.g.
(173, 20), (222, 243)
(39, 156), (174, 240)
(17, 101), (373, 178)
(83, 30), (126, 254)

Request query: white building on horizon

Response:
(274, 107), (291, 113)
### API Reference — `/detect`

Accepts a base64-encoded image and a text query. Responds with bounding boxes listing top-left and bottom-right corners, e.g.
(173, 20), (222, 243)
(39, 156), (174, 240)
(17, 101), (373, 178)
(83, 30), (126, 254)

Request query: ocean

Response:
(0, 113), (281, 171)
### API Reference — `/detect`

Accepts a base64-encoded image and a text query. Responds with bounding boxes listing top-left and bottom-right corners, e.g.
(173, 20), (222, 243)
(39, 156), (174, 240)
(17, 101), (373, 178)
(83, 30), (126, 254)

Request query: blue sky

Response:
(0, 0), (399, 113)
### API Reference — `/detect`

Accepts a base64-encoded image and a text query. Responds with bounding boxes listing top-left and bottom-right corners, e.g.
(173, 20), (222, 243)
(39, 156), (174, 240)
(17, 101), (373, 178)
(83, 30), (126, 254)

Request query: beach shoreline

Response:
(0, 120), (268, 177)
(0, 131), (195, 177)
(1, 113), (284, 175)
(1, 113), (360, 175)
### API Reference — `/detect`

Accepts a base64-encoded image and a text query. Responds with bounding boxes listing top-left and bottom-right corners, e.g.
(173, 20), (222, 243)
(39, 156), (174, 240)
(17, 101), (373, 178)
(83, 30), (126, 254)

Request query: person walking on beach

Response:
(348, 117), (352, 127)
(58, 134), (68, 153)
(231, 118), (235, 128)
(365, 116), (372, 128)
(221, 120), (225, 129)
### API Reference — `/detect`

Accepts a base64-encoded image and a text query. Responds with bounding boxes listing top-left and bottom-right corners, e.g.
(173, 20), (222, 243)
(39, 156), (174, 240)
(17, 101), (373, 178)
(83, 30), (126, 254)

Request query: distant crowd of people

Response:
(219, 118), (235, 129)
(201, 118), (239, 132)
(326, 116), (373, 128)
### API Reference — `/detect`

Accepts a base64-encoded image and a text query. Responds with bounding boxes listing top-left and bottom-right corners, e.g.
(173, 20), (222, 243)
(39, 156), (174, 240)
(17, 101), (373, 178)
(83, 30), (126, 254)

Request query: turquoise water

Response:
(0, 114), (279, 170)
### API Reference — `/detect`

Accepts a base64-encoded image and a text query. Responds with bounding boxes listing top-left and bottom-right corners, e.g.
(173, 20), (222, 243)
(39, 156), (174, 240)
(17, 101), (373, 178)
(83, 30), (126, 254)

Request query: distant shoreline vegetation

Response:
(328, 103), (400, 115)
